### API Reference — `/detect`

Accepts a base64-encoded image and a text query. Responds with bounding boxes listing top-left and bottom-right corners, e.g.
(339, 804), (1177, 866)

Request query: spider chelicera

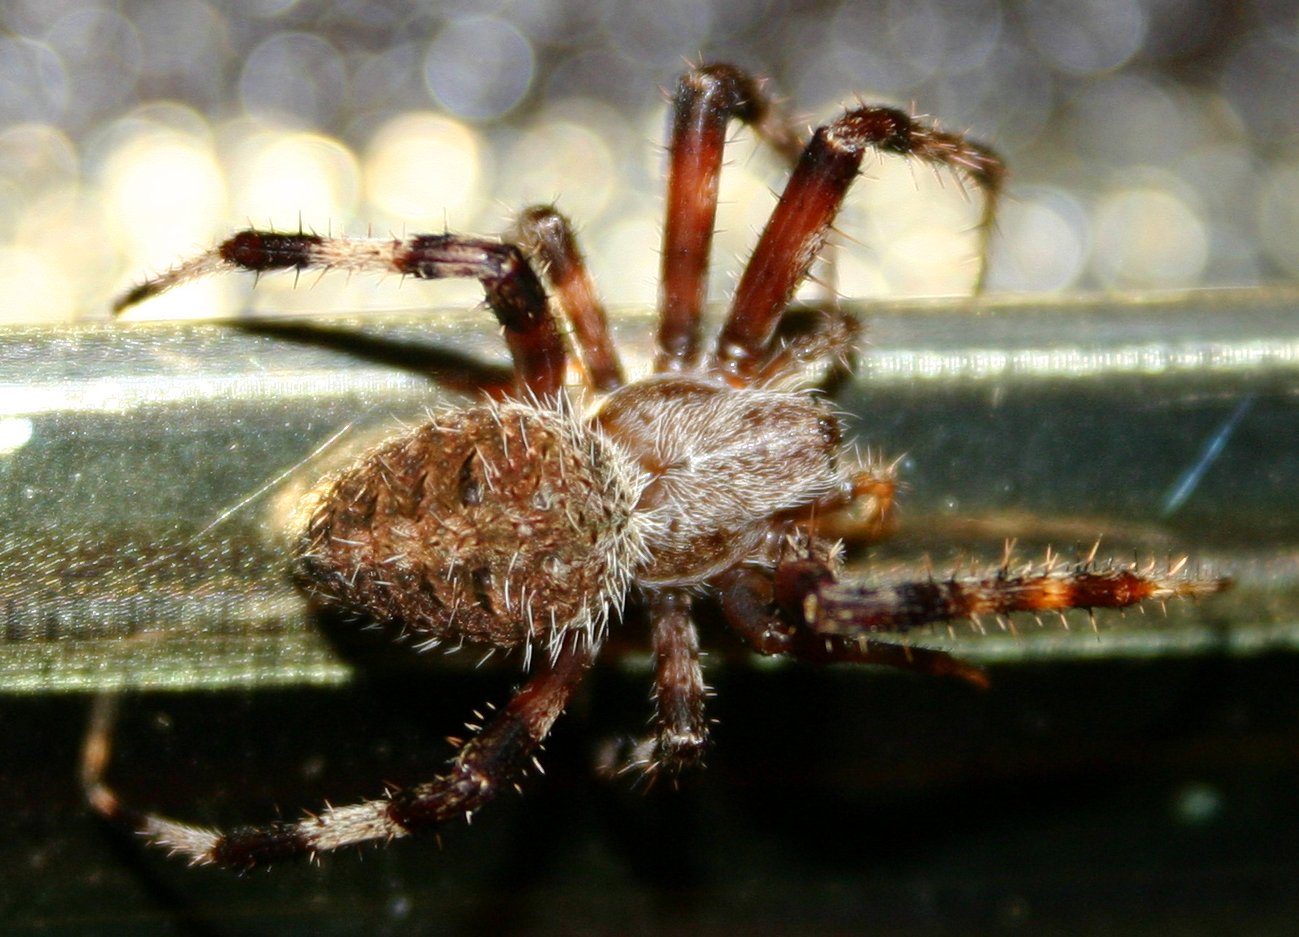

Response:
(84, 63), (1228, 869)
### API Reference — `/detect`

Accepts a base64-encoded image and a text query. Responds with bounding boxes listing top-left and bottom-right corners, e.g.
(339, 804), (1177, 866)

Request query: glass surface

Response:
(2, 289), (1295, 692)
(1, 288), (1297, 935)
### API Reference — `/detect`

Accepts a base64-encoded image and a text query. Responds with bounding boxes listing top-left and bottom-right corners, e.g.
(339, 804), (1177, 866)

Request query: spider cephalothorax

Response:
(85, 63), (1227, 869)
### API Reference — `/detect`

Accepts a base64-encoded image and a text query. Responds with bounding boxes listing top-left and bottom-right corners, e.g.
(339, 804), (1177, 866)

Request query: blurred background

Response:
(2, 0), (1298, 323)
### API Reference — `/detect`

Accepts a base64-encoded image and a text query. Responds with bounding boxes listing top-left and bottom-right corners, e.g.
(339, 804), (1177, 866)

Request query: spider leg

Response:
(114, 231), (567, 398)
(716, 565), (988, 687)
(82, 633), (595, 869)
(749, 305), (863, 389)
(618, 589), (709, 777)
(657, 63), (804, 373)
(784, 467), (899, 547)
(772, 553), (1231, 644)
(513, 205), (624, 392)
(714, 108), (1005, 383)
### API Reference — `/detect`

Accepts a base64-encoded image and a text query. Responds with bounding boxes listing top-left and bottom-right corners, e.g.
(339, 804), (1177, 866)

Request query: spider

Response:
(85, 64), (1227, 869)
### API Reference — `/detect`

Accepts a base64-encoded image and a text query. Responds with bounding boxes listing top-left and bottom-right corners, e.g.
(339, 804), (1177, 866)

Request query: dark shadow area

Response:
(9, 650), (1299, 936)
(232, 319), (516, 399)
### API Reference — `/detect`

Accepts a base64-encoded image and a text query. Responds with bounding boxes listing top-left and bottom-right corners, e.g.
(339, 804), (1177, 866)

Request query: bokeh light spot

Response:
(423, 19), (535, 121)
(0, 37), (69, 125)
(0, 246), (75, 322)
(364, 112), (485, 225)
(240, 32), (347, 129)
(1093, 183), (1208, 288)
(987, 187), (1088, 292)
(99, 123), (227, 315)
(227, 131), (360, 230)
(1022, 0), (1147, 75)
(1257, 160), (1299, 280)
(497, 114), (618, 224)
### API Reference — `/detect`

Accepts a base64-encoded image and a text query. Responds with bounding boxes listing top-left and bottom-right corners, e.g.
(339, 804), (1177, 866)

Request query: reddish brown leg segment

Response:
(744, 552), (1228, 689)
(514, 205), (624, 392)
(82, 634), (596, 869)
(715, 108), (1004, 382)
(717, 566), (988, 687)
(777, 557), (1227, 638)
(393, 234), (567, 398)
(657, 64), (803, 372)
(607, 590), (709, 777)
(644, 589), (709, 774)
(115, 230), (568, 399)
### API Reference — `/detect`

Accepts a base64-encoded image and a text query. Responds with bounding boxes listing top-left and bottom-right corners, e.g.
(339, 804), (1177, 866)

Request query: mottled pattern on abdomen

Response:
(296, 400), (646, 649)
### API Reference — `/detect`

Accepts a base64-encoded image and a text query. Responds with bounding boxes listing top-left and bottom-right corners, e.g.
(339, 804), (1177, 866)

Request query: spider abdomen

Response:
(296, 400), (646, 649)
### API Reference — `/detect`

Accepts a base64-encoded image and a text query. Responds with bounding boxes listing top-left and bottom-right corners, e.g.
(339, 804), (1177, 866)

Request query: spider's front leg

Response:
(715, 106), (1005, 382)
(513, 205), (624, 392)
(114, 230), (567, 398)
(783, 553), (1230, 638)
(82, 634), (596, 869)
(657, 63), (805, 372)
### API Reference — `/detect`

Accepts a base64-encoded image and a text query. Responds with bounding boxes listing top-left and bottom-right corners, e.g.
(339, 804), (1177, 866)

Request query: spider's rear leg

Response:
(714, 107), (1005, 383)
(657, 63), (806, 372)
(770, 553), (1230, 654)
(82, 634), (595, 869)
(514, 205), (624, 392)
(114, 230), (568, 399)
(716, 565), (988, 687)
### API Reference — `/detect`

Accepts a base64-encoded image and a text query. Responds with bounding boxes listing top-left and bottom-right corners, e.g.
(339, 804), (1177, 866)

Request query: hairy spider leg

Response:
(513, 205), (624, 392)
(721, 553), (1229, 687)
(114, 231), (568, 399)
(714, 107), (1005, 383)
(749, 306), (863, 389)
(764, 553), (1229, 656)
(82, 633), (595, 869)
(716, 565), (990, 688)
(657, 64), (806, 373)
(617, 589), (710, 776)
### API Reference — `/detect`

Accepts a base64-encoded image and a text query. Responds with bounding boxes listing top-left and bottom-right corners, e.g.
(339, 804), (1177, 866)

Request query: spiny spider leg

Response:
(658, 64), (805, 372)
(770, 554), (1230, 641)
(716, 565), (989, 687)
(114, 230), (567, 399)
(83, 633), (596, 869)
(513, 205), (624, 392)
(714, 108), (1005, 382)
(751, 307), (862, 389)
(622, 589), (710, 776)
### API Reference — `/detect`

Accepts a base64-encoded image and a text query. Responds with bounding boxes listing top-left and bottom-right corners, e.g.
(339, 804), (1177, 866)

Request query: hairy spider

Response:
(86, 64), (1227, 869)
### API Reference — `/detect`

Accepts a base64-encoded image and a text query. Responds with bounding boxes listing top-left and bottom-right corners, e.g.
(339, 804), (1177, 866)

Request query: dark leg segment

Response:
(767, 552), (1229, 647)
(391, 234), (565, 398)
(750, 306), (862, 388)
(114, 230), (568, 399)
(634, 589), (709, 775)
(657, 64), (803, 372)
(83, 634), (596, 869)
(717, 566), (988, 687)
(714, 108), (1005, 382)
(514, 205), (624, 392)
